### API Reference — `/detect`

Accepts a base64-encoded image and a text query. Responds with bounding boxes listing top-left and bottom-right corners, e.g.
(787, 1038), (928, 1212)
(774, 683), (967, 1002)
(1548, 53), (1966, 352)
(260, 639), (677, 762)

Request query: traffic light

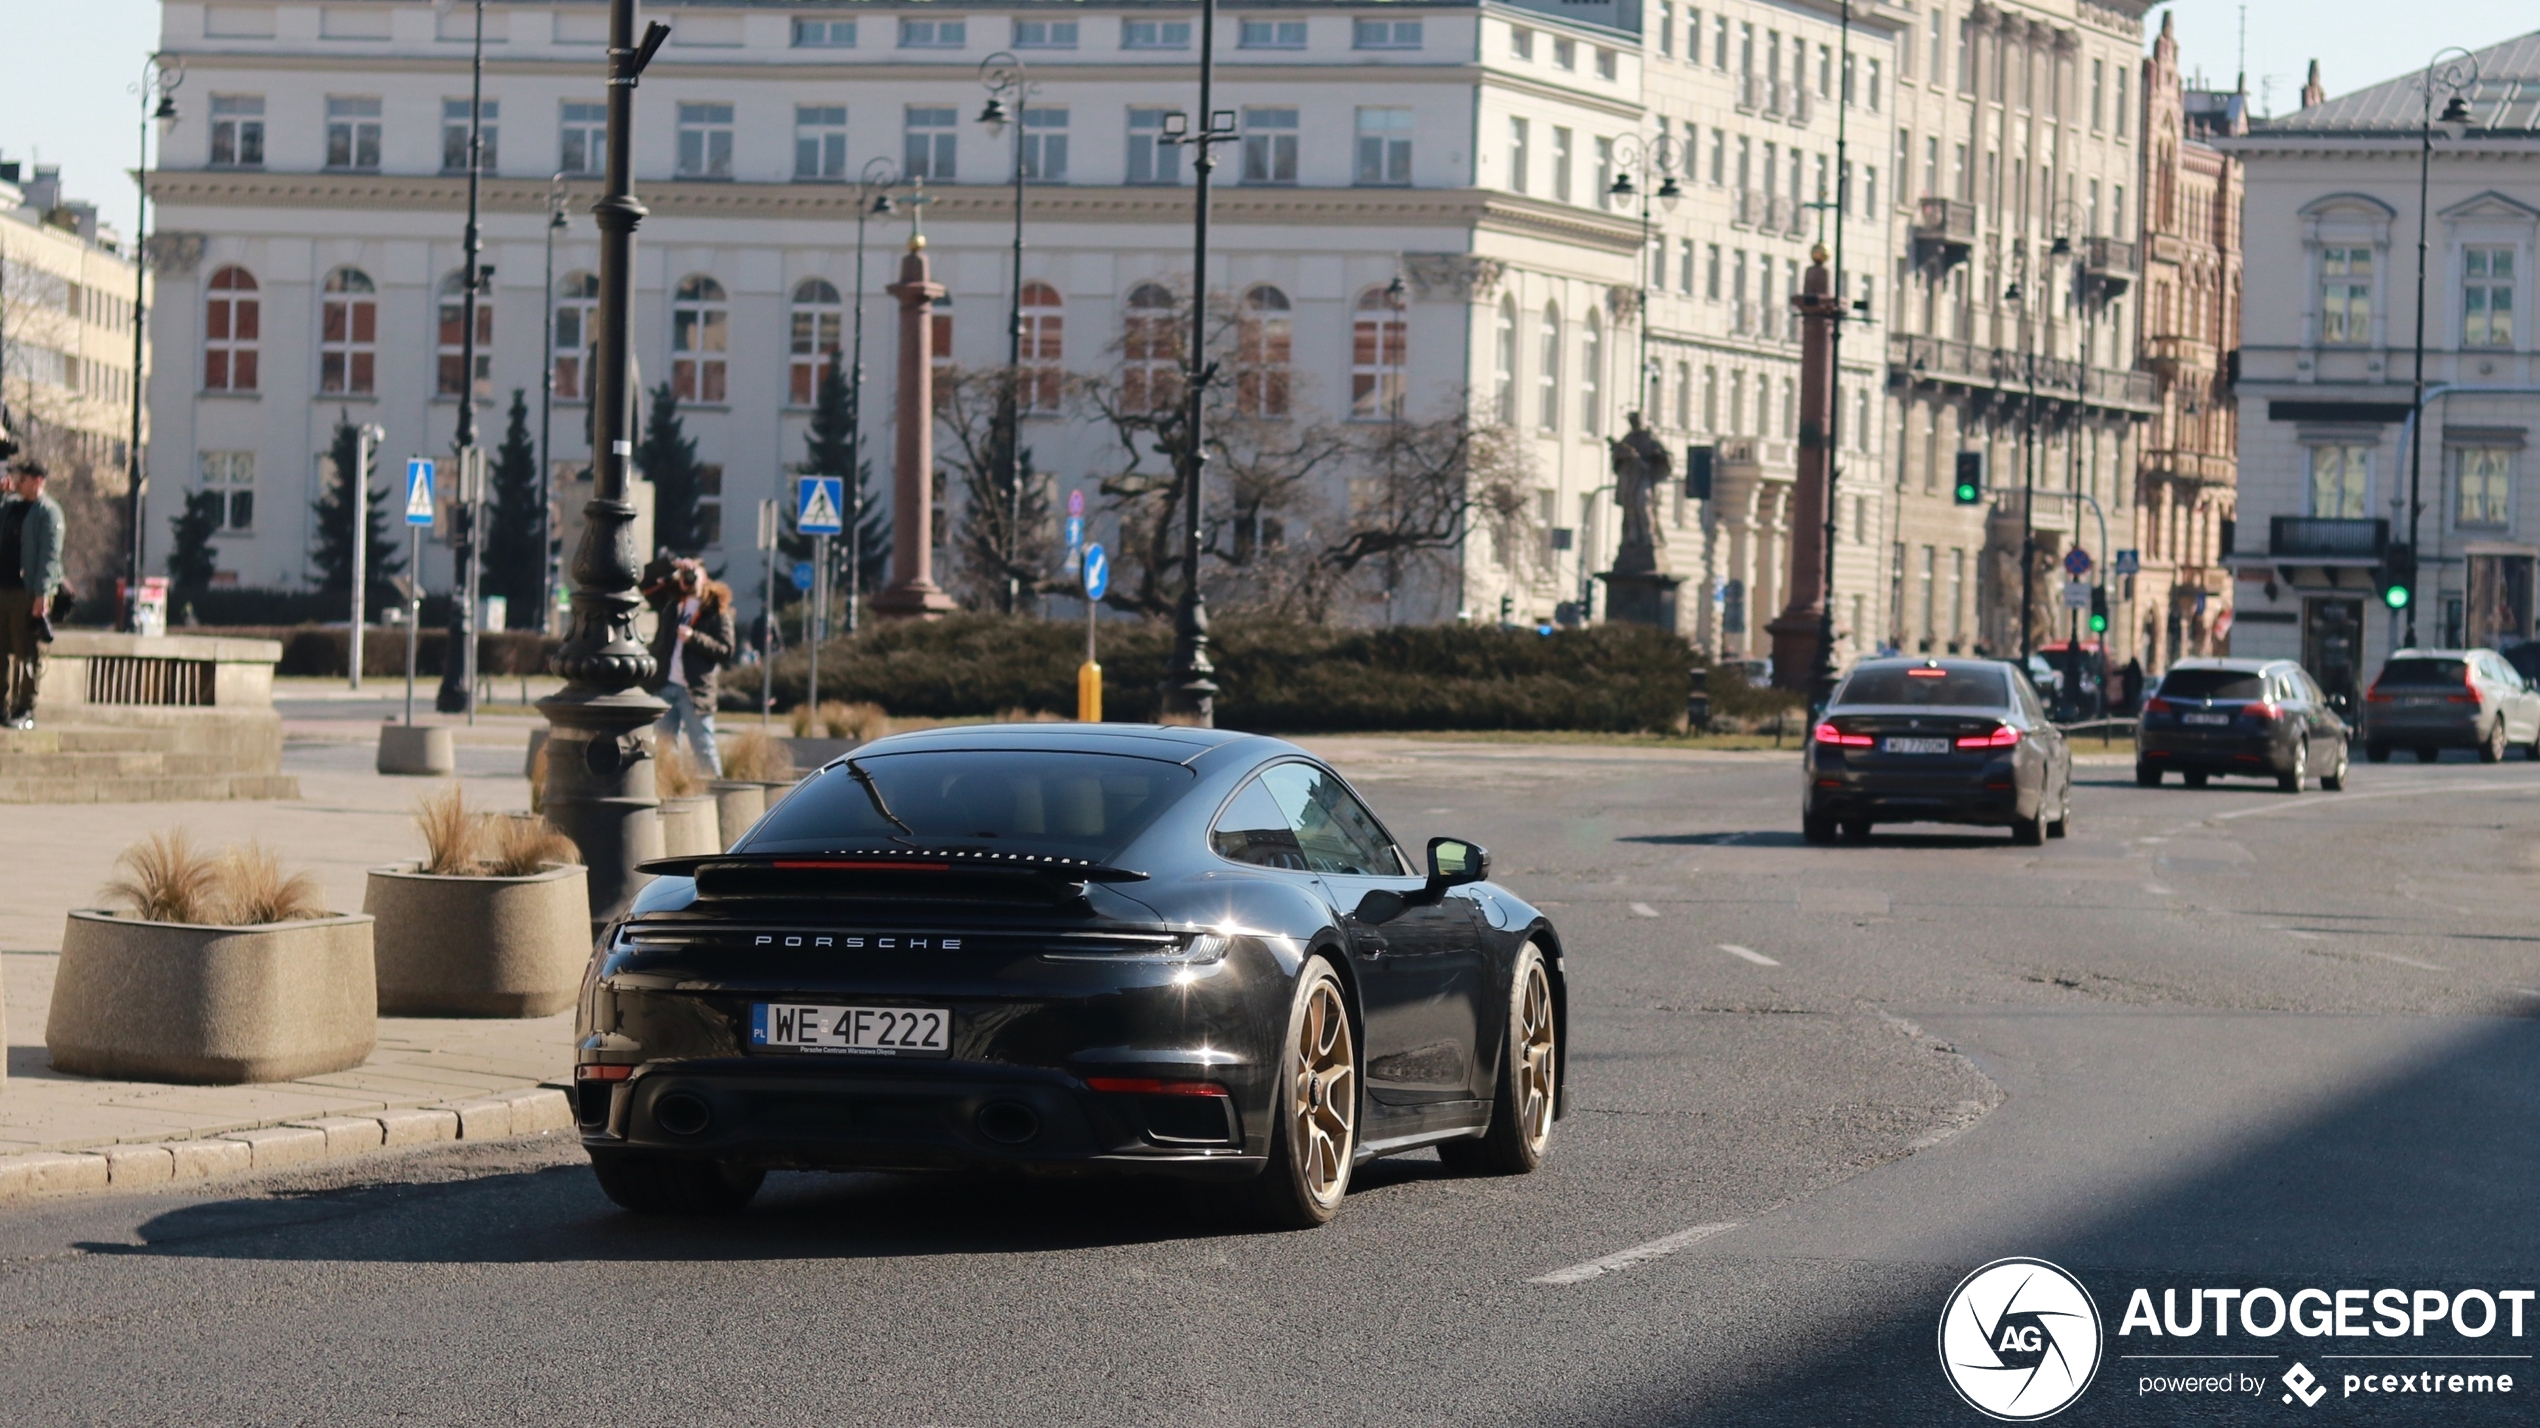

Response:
(1685, 444), (1716, 501)
(1953, 451), (1986, 505)
(2088, 586), (2109, 634)
(2381, 542), (2416, 611)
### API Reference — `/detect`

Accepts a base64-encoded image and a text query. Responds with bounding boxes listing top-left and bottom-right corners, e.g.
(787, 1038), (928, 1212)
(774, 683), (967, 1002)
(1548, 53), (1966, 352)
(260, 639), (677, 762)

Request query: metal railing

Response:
(87, 656), (216, 707)
(2268, 516), (2387, 559)
(1886, 333), (2159, 408)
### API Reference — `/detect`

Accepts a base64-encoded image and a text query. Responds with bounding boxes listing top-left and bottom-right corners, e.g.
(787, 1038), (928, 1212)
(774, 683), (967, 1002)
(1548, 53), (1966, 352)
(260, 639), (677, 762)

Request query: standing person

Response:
(645, 559), (733, 775)
(0, 460), (65, 729)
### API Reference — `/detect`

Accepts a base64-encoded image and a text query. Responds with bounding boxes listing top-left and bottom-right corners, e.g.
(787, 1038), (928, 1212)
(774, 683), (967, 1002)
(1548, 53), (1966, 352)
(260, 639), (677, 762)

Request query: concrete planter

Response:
(707, 780), (766, 850)
(658, 796), (721, 857)
(47, 909), (377, 1084)
(363, 862), (592, 1017)
(378, 724), (456, 776)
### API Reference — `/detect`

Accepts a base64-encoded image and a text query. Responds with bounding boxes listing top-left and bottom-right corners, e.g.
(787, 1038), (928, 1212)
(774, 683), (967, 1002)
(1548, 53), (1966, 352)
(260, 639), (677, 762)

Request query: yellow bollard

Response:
(1077, 661), (1102, 723)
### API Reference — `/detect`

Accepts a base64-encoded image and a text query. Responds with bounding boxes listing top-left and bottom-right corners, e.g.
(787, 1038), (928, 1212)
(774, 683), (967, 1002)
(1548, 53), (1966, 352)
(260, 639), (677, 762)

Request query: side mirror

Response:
(1427, 837), (1490, 888)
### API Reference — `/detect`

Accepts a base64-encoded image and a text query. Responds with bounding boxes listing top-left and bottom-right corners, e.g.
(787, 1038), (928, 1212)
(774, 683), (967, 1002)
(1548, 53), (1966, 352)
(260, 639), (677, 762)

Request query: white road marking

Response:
(2143, 883), (2177, 896)
(1629, 901), (1661, 918)
(1719, 943), (1780, 966)
(2271, 927), (2326, 941)
(2515, 989), (2540, 999)
(1529, 1222), (1740, 1285)
(2366, 951), (2447, 971)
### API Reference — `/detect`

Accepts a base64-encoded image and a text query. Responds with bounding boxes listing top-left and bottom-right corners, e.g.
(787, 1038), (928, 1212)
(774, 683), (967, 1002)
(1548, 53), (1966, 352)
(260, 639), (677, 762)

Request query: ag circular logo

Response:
(1937, 1257), (2103, 1420)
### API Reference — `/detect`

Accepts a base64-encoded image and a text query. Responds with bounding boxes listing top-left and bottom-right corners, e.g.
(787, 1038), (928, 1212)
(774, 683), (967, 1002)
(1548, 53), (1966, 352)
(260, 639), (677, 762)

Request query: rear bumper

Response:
(578, 1061), (1261, 1180)
(2138, 729), (2296, 773)
(2361, 711), (2483, 746)
(1804, 766), (2030, 825)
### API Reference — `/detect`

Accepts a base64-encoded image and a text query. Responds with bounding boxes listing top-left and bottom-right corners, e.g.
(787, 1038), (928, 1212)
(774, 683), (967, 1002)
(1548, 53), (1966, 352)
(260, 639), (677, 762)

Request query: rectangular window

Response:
(1713, 14), (1728, 68)
(2459, 447), (2513, 527)
(1596, 47), (1618, 81)
(905, 106), (958, 181)
(1864, 164), (1878, 215)
(1354, 19), (1422, 49)
(325, 96), (382, 170)
(900, 18), (967, 48)
(1242, 108), (1298, 185)
(791, 18), (856, 47)
(1708, 128), (1724, 185)
(1553, 36), (1576, 71)
(1243, 19), (1308, 48)
(200, 451), (256, 532)
(559, 100), (606, 176)
(1507, 117), (1529, 194)
(1703, 366), (1719, 429)
(676, 102), (735, 178)
(1658, 3), (1674, 57)
(1551, 127), (1573, 203)
(2115, 68), (2129, 137)
(1020, 107), (1069, 181)
(695, 465), (724, 548)
(1706, 244), (1722, 300)
(210, 95), (265, 168)
(1012, 19), (1076, 48)
(1594, 136), (1615, 208)
(2465, 247), (2516, 348)
(2091, 59), (2105, 130)
(1127, 108), (1183, 185)
(1679, 237), (1696, 293)
(794, 104), (847, 180)
(1869, 58), (1882, 110)
(1959, 19), (1976, 95)
(2308, 444), (2371, 518)
(1819, 42), (1833, 97)
(1123, 19), (1192, 49)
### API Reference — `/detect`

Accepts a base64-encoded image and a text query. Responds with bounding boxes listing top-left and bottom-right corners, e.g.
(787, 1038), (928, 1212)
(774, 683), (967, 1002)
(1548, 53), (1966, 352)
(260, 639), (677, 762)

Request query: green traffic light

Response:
(1954, 483), (1980, 504)
(2384, 586), (2411, 611)
(2088, 614), (2108, 633)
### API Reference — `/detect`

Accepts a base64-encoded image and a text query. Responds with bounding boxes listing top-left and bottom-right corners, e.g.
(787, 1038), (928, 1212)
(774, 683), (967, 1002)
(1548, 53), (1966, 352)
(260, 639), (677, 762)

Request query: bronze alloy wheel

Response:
(1440, 943), (1559, 1176)
(1291, 974), (1357, 1208)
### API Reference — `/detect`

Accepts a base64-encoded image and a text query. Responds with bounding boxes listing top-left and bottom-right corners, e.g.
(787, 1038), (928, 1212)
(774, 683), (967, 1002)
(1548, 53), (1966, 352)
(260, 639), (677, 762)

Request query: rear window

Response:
(2377, 658), (2469, 689)
(740, 750), (1193, 862)
(1833, 666), (2009, 708)
(2156, 668), (2266, 700)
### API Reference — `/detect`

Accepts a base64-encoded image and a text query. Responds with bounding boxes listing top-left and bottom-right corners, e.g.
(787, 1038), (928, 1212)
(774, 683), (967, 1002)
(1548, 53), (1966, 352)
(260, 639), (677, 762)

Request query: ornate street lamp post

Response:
(538, 173), (569, 633)
(127, 55), (182, 630)
(978, 54), (1031, 616)
(1606, 130), (1684, 417)
(436, 0), (490, 720)
(842, 158), (906, 636)
(2404, 49), (2479, 650)
(540, 1), (672, 922)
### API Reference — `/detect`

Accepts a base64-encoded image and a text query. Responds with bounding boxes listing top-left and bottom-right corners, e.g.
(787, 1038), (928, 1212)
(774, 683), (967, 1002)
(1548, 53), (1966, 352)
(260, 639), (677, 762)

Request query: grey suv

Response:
(2361, 649), (2540, 763)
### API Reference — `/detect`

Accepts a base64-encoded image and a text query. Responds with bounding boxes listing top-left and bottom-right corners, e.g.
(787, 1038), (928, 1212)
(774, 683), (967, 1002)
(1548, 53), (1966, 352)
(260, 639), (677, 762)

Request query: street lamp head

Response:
(871, 192), (897, 216)
(1656, 175), (1683, 211)
(1385, 274), (1407, 304)
(978, 95), (1012, 135)
(1608, 170), (1637, 200)
(2050, 234), (2072, 257)
(1160, 110), (1189, 140)
(153, 94), (178, 122)
(2004, 281), (2023, 304)
(2438, 93), (2474, 136)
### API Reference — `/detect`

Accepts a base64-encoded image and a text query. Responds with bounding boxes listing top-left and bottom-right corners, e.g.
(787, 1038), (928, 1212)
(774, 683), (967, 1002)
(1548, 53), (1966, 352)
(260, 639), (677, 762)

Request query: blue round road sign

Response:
(790, 561), (816, 592)
(2063, 547), (2092, 577)
(1082, 543), (1109, 601)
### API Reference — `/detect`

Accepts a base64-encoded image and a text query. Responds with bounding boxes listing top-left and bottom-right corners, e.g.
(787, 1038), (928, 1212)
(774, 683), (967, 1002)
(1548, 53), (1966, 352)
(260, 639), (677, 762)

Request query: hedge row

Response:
(758, 615), (1694, 733)
(209, 625), (557, 680)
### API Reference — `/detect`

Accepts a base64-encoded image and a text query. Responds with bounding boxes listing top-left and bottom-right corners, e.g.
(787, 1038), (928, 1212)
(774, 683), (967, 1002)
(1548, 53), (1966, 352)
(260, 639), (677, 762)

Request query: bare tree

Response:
(1, 242), (132, 613)
(933, 363), (1059, 610)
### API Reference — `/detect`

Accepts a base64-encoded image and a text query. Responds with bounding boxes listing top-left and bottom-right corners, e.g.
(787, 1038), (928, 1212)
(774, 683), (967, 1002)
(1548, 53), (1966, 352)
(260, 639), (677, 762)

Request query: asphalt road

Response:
(7, 744), (2540, 1426)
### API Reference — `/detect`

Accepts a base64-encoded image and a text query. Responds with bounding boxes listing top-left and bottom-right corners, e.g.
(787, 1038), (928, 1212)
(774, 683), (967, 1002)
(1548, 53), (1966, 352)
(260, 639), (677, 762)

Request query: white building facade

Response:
(2217, 34), (2540, 694)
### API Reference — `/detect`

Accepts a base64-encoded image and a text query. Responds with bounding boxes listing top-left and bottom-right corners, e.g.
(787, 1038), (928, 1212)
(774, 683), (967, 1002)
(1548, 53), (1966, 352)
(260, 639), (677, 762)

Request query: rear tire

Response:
(2278, 740), (2308, 793)
(1240, 956), (1358, 1230)
(2011, 813), (2045, 846)
(588, 1150), (764, 1215)
(2481, 720), (2508, 764)
(1437, 944), (1557, 1177)
(2366, 743), (2391, 764)
(2135, 762), (2162, 787)
(1841, 819), (1874, 843)
(2322, 741), (2350, 791)
(2183, 770), (2209, 788)
(1802, 812), (1836, 844)
(2416, 745), (2441, 764)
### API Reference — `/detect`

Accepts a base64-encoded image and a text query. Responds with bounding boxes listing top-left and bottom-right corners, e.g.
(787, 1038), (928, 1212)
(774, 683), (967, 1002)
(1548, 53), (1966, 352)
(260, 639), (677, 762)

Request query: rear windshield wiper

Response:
(844, 757), (917, 842)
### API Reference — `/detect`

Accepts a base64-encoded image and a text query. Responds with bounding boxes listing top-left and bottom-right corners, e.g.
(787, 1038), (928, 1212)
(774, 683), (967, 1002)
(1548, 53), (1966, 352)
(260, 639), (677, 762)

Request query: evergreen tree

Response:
(483, 389), (546, 615)
(166, 489), (222, 595)
(308, 412), (405, 611)
(637, 381), (707, 555)
(786, 360), (891, 606)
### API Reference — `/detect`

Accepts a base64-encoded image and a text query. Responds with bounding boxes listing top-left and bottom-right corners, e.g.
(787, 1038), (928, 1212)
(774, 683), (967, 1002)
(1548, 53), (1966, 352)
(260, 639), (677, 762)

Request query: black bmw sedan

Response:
(1801, 657), (2073, 845)
(575, 724), (1565, 1229)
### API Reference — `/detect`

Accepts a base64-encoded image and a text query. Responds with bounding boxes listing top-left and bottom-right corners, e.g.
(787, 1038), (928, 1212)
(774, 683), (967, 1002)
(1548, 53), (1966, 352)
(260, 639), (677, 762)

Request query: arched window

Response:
(203, 265), (259, 392)
(552, 271), (599, 400)
(1492, 296), (1516, 425)
(1019, 281), (1063, 414)
(1235, 284), (1291, 418)
(436, 271), (493, 400)
(1121, 282), (1181, 412)
(671, 275), (728, 402)
(1349, 284), (1407, 420)
(788, 277), (843, 405)
(319, 267), (376, 395)
(1579, 309), (1602, 435)
(1536, 302), (1562, 431)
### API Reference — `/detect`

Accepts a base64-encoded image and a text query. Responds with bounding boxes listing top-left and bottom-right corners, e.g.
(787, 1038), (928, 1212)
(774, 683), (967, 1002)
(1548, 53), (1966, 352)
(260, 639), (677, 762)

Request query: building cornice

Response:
(2217, 135), (2540, 158)
(160, 47), (1539, 89)
(145, 169), (1648, 251)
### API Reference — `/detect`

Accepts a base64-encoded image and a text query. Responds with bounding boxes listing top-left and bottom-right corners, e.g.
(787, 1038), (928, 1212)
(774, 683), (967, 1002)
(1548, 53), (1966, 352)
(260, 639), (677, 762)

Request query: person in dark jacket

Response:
(0, 460), (67, 729)
(644, 559), (733, 775)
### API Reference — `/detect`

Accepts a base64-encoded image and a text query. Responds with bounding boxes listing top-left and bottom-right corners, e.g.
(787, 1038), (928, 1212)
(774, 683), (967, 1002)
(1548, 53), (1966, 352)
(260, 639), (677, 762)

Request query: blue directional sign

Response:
(1065, 516), (1083, 550)
(796, 474), (845, 535)
(790, 561), (816, 592)
(404, 458), (436, 526)
(1082, 543), (1109, 602)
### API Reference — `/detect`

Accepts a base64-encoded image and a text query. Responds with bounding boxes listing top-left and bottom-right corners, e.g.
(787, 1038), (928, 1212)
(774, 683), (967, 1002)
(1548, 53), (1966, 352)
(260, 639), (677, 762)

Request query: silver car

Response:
(2361, 648), (2540, 763)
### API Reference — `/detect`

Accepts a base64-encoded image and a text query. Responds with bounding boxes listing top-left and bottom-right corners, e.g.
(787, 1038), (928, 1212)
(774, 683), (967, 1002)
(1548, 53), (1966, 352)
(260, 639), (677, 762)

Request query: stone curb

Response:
(0, 1085), (574, 1205)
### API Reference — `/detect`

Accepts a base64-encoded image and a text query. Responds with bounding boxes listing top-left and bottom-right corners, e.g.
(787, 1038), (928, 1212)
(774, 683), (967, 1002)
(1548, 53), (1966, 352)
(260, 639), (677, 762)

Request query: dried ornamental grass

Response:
(99, 830), (222, 924)
(654, 740), (706, 797)
(414, 783), (487, 875)
(994, 707), (1067, 724)
(214, 843), (328, 924)
(720, 727), (794, 782)
(483, 814), (580, 876)
(789, 700), (889, 740)
(528, 736), (549, 814)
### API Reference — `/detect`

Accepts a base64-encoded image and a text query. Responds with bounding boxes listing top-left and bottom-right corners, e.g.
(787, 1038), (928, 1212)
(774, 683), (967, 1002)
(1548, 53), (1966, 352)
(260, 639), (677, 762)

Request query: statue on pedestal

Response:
(1597, 412), (1684, 630)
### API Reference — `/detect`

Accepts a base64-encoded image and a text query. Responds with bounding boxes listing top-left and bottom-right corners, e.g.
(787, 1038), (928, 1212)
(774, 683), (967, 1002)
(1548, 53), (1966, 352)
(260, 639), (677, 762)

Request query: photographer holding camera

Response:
(642, 554), (733, 776)
(0, 459), (66, 730)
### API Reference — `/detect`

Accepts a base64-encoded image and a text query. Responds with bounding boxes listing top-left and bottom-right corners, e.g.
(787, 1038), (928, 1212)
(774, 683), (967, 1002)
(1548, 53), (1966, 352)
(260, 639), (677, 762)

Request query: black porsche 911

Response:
(574, 723), (1566, 1228)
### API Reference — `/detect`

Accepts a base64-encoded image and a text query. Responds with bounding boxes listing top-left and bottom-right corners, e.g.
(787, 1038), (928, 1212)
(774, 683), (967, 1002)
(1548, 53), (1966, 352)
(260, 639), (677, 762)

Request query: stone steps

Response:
(0, 750), (245, 778)
(0, 771), (301, 804)
(0, 716), (298, 804)
(0, 727), (167, 754)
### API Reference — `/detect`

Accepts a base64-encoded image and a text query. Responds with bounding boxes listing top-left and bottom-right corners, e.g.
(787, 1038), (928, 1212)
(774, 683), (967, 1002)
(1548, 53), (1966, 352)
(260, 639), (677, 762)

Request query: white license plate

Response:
(1882, 737), (1952, 755)
(2182, 712), (2231, 726)
(752, 1003), (950, 1057)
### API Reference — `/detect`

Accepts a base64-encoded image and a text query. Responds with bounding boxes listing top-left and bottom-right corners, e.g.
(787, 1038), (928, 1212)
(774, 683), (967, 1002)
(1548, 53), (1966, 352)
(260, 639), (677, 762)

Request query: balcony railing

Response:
(2269, 516), (2386, 560)
(2142, 333), (2218, 375)
(1790, 87), (1813, 126)
(1912, 197), (1975, 269)
(2082, 235), (2137, 277)
(1887, 333), (2160, 410)
(2143, 448), (2234, 485)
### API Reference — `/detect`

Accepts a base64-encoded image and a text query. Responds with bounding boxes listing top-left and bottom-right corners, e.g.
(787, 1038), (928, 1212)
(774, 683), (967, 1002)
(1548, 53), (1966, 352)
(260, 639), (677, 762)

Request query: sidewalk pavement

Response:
(2, 722), (579, 1198)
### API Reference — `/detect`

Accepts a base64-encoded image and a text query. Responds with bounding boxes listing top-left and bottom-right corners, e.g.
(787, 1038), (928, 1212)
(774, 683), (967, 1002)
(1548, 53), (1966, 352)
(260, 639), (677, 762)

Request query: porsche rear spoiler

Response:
(636, 850), (1151, 883)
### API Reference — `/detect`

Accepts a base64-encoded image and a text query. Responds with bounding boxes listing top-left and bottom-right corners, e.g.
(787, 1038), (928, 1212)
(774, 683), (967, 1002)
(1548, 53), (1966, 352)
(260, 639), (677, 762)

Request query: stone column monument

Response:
(1768, 245), (1841, 691)
(873, 236), (958, 620)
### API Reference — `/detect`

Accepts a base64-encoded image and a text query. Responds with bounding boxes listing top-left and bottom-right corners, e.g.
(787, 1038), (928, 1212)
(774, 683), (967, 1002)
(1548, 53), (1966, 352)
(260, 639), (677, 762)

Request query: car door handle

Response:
(1352, 933), (1388, 957)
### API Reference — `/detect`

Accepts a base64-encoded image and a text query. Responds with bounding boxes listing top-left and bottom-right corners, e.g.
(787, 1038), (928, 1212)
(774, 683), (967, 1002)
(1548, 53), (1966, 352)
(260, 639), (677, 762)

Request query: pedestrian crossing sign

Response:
(797, 475), (845, 535)
(404, 458), (436, 526)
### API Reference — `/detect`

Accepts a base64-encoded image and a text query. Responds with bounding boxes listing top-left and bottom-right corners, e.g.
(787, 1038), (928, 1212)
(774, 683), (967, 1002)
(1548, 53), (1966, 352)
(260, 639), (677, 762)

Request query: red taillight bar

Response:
(2247, 701), (2280, 721)
(1085, 1077), (1231, 1097)
(574, 1064), (633, 1082)
(1954, 724), (2022, 749)
(1813, 722), (1874, 747)
(2144, 696), (2172, 714)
